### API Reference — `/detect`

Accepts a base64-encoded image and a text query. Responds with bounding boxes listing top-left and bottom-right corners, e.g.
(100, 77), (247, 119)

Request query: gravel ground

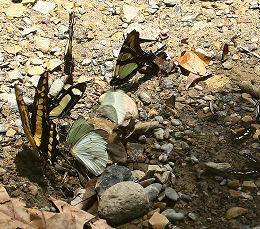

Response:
(0, 0), (259, 228)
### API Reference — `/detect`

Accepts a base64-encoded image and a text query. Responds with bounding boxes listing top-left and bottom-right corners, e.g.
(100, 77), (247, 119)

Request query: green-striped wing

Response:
(67, 116), (94, 145)
(110, 30), (146, 85)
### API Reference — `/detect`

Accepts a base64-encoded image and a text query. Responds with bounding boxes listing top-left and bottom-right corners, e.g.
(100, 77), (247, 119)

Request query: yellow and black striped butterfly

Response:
(15, 72), (59, 165)
(49, 11), (86, 120)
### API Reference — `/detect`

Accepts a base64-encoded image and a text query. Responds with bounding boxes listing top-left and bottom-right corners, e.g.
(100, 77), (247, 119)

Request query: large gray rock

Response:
(99, 181), (150, 226)
(95, 165), (133, 195)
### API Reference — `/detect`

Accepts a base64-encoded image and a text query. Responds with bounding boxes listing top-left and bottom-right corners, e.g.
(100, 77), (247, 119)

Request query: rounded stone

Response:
(99, 181), (150, 226)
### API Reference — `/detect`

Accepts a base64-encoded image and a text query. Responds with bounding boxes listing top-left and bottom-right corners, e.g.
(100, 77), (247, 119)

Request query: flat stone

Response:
(132, 170), (145, 182)
(138, 91), (151, 104)
(5, 4), (26, 18)
(144, 183), (162, 201)
(4, 45), (22, 55)
(31, 58), (44, 66)
(27, 66), (45, 76)
(188, 212), (198, 221)
(205, 162), (231, 172)
(164, 0), (177, 7)
(242, 180), (257, 191)
(47, 59), (62, 72)
(23, 17), (32, 26)
(121, 5), (140, 23)
(35, 37), (51, 53)
(149, 212), (169, 229)
(95, 165), (133, 196)
(153, 128), (165, 140)
(20, 27), (37, 37)
(154, 171), (171, 184)
(162, 209), (185, 222)
(33, 1), (56, 14)
(6, 128), (16, 137)
(7, 69), (23, 81)
(226, 207), (248, 219)
(0, 124), (8, 133)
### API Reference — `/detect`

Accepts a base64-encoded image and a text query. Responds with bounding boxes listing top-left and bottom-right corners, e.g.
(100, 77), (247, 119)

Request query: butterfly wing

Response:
(71, 132), (108, 176)
(49, 12), (86, 120)
(49, 82), (86, 119)
(110, 30), (146, 85)
(67, 116), (94, 145)
(32, 72), (59, 164)
(64, 11), (75, 77)
(15, 85), (40, 157)
(99, 89), (126, 124)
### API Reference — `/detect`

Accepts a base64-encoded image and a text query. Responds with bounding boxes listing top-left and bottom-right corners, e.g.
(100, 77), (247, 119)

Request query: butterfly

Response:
(15, 72), (59, 165)
(67, 116), (108, 176)
(232, 127), (255, 142)
(232, 151), (260, 176)
(49, 11), (86, 120)
(110, 30), (174, 86)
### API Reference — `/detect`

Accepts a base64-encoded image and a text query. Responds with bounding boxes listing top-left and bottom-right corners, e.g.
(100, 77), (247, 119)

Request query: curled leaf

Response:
(178, 47), (211, 75)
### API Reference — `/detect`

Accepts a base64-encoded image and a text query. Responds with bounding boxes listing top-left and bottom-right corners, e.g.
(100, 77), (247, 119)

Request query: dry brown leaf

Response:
(88, 118), (116, 135)
(165, 95), (175, 110)
(130, 121), (160, 136)
(181, 38), (189, 44)
(0, 187), (97, 229)
(89, 219), (114, 229)
(185, 72), (203, 89)
(71, 179), (97, 210)
(178, 47), (211, 75)
(221, 44), (229, 62)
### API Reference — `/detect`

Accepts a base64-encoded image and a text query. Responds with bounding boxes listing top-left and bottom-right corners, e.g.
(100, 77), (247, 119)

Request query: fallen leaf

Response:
(165, 95), (175, 110)
(185, 72), (203, 89)
(89, 219), (114, 229)
(221, 44), (229, 62)
(181, 38), (189, 44)
(71, 179), (97, 210)
(178, 47), (211, 75)
(107, 132), (127, 163)
(0, 187), (96, 229)
(88, 118), (116, 135)
(152, 51), (175, 75)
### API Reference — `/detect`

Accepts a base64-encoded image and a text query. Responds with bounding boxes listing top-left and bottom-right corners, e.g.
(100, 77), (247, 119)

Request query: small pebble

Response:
(139, 91), (151, 104)
(165, 187), (179, 201)
(153, 128), (165, 140)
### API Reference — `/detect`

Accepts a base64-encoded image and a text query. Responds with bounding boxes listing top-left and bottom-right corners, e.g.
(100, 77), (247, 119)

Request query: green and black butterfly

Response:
(15, 72), (59, 166)
(49, 11), (86, 120)
(110, 30), (174, 86)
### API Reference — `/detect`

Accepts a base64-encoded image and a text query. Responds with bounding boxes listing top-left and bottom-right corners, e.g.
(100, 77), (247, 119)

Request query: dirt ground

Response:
(0, 0), (259, 228)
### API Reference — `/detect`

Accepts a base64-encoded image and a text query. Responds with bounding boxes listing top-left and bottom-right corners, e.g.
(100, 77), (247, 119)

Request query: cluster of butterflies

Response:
(15, 12), (173, 176)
